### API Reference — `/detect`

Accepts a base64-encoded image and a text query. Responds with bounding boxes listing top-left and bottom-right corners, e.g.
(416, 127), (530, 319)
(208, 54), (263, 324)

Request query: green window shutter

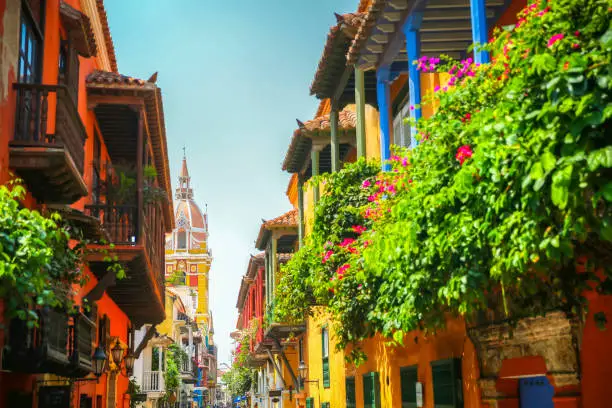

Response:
(362, 372), (381, 408)
(322, 403), (330, 408)
(400, 366), (418, 408)
(431, 358), (463, 408)
(306, 397), (314, 408)
(346, 376), (356, 408)
(322, 328), (330, 388)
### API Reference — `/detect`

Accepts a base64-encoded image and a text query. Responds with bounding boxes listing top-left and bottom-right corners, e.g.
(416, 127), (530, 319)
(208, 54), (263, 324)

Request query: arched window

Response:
(177, 229), (187, 249)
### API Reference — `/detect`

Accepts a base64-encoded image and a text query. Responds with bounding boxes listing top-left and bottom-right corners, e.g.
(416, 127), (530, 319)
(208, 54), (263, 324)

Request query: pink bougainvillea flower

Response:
(391, 155), (401, 161)
(537, 6), (550, 16)
(401, 157), (409, 167)
(347, 247), (359, 255)
(361, 179), (372, 188)
(357, 284), (363, 290)
(461, 113), (472, 123)
(434, 85), (441, 92)
(547, 33), (564, 47)
(352, 225), (367, 234)
(340, 238), (356, 247)
(367, 195), (376, 202)
(455, 145), (473, 165)
(322, 250), (333, 264)
(572, 43), (580, 49)
(363, 240), (372, 248)
(574, 30), (580, 36)
(336, 264), (350, 279)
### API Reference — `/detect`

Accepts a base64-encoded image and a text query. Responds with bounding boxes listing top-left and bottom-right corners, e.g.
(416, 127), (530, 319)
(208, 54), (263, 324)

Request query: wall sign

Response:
(416, 382), (423, 407)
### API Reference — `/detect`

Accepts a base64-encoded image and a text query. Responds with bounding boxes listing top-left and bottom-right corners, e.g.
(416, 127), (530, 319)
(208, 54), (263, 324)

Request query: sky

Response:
(104, 0), (357, 365)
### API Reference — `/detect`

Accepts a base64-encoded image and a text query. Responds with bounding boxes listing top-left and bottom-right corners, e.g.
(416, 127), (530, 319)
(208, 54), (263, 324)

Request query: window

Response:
(321, 403), (330, 408)
(306, 398), (315, 408)
(346, 376), (356, 408)
(400, 366), (418, 408)
(322, 327), (330, 388)
(177, 230), (187, 249)
(151, 347), (160, 371)
(392, 99), (413, 149)
(362, 372), (381, 408)
(18, 2), (44, 83)
(431, 358), (463, 408)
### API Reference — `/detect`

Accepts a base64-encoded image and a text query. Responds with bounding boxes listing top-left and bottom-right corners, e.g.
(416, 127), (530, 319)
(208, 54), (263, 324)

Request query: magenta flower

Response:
(547, 33), (564, 48)
(352, 225), (367, 234)
(322, 250), (333, 264)
(434, 85), (441, 92)
(361, 179), (371, 188)
(455, 145), (473, 166)
(401, 157), (409, 167)
(340, 238), (356, 248)
(336, 264), (350, 279)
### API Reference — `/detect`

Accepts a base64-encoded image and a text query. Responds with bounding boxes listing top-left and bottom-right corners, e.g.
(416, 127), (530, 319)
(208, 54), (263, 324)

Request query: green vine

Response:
(275, 0), (612, 360)
(162, 343), (187, 402)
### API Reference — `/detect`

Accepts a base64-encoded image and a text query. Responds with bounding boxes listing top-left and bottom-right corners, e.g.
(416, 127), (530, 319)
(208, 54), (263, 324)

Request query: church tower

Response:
(165, 153), (213, 340)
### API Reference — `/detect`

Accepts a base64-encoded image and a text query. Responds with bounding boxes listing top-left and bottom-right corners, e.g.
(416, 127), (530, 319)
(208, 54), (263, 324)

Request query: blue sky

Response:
(105, 0), (357, 364)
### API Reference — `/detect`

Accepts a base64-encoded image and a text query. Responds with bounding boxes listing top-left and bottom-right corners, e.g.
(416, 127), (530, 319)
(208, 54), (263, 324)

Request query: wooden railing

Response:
(84, 204), (139, 245)
(13, 83), (86, 174)
(69, 312), (95, 374)
(143, 200), (165, 298)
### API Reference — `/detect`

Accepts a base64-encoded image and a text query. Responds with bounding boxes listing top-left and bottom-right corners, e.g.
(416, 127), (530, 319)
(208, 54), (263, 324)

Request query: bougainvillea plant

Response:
(275, 0), (612, 358)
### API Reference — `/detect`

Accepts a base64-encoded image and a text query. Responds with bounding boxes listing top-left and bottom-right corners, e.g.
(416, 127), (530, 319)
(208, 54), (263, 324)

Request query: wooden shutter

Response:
(400, 366), (418, 408)
(431, 358), (463, 408)
(346, 376), (356, 408)
(322, 328), (330, 388)
(306, 397), (314, 408)
(362, 372), (381, 408)
(321, 403), (330, 408)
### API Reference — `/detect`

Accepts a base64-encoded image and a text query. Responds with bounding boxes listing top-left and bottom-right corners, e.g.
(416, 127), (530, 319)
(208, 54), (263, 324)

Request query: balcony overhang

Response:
(86, 71), (174, 231)
(10, 84), (88, 204)
(348, 0), (511, 71)
(59, 1), (97, 57)
(265, 323), (306, 342)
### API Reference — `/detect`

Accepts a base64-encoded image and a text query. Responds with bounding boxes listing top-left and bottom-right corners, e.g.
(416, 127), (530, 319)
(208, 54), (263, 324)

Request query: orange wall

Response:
(0, 1), (133, 407)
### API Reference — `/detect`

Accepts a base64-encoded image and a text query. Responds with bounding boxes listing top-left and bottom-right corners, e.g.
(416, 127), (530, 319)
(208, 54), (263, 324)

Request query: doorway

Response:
(519, 376), (554, 408)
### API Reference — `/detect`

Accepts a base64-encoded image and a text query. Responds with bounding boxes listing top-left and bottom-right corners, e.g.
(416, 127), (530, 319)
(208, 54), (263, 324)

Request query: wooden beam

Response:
(420, 31), (472, 42)
(366, 43), (385, 53)
(388, 0), (409, 10)
(371, 34), (389, 44)
(84, 270), (117, 303)
(420, 20), (471, 31)
(382, 11), (402, 22)
(87, 95), (144, 110)
(271, 336), (300, 391)
(265, 349), (286, 389)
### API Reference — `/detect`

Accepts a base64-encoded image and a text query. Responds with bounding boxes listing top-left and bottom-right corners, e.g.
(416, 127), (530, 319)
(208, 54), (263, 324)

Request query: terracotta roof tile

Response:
(301, 110), (357, 133)
(86, 70), (148, 86)
(310, 13), (365, 98)
(59, 1), (97, 57)
(347, 0), (387, 66)
(96, 0), (118, 72)
(282, 110), (356, 173)
(255, 209), (299, 250)
(263, 209), (298, 229)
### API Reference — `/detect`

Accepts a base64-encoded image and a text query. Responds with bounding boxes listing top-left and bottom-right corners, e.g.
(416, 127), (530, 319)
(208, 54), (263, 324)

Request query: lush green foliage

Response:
(162, 343), (187, 401)
(0, 182), (126, 325)
(0, 183), (84, 325)
(222, 324), (257, 398)
(275, 0), (612, 356)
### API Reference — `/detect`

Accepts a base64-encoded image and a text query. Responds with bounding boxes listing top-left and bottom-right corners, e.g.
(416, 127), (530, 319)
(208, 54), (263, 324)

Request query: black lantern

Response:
(92, 346), (107, 377)
(111, 339), (124, 365)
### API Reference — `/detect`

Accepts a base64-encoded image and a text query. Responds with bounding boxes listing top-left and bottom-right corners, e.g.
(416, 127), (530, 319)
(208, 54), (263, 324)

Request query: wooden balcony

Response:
(69, 312), (96, 377)
(10, 83), (87, 203)
(2, 309), (81, 376)
(84, 201), (166, 326)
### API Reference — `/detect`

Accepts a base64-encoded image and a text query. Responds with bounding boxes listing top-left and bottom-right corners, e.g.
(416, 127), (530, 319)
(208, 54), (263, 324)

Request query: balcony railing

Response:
(142, 370), (164, 392)
(84, 204), (139, 245)
(9, 83), (88, 203)
(13, 83), (86, 173)
(69, 312), (95, 377)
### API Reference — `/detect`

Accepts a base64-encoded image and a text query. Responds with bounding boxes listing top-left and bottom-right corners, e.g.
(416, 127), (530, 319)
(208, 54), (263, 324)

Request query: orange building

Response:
(0, 1), (173, 408)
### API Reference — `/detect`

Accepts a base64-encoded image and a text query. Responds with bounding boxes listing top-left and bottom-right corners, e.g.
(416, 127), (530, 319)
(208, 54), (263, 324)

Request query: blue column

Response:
(402, 13), (423, 146)
(376, 66), (392, 172)
(470, 0), (490, 64)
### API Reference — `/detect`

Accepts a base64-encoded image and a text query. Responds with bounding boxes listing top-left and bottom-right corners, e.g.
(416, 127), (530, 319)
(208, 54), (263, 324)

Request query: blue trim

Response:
(402, 13), (423, 145)
(376, 66), (392, 172)
(470, 0), (490, 64)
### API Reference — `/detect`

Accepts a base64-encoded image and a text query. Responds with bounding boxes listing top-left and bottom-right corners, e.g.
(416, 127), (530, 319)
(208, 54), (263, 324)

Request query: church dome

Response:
(166, 156), (209, 251)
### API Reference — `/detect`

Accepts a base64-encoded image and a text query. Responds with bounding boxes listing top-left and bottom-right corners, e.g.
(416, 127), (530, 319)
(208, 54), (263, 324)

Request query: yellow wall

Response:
(304, 308), (346, 408)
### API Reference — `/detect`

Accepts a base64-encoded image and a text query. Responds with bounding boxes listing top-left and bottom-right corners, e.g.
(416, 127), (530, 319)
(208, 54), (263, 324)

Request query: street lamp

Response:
(110, 339), (135, 377)
(92, 346), (107, 377)
(298, 361), (320, 406)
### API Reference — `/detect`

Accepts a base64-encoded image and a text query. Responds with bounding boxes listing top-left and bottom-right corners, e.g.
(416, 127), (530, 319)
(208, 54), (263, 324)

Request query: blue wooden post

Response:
(470, 0), (490, 64)
(402, 13), (423, 146)
(376, 66), (392, 171)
